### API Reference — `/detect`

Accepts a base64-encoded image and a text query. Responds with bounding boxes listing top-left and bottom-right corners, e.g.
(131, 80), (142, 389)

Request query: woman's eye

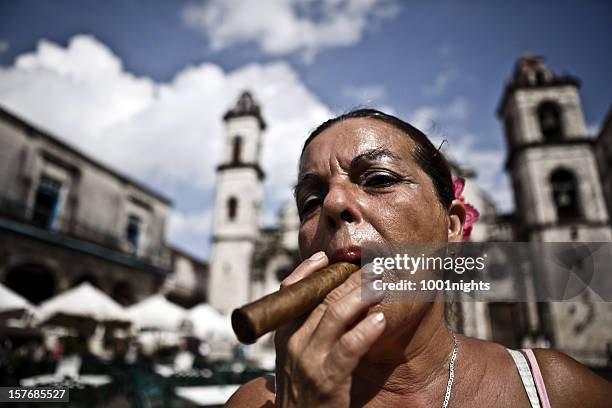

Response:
(300, 196), (321, 217)
(363, 172), (397, 187)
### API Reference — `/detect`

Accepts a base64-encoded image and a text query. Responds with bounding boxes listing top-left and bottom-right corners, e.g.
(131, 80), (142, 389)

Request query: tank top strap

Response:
(521, 349), (552, 408)
(506, 348), (541, 408)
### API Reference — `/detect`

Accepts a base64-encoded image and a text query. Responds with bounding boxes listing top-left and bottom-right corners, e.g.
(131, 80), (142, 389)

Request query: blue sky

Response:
(0, 0), (610, 258)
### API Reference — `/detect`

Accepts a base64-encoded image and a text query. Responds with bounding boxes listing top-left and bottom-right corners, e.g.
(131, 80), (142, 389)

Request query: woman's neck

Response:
(351, 302), (455, 407)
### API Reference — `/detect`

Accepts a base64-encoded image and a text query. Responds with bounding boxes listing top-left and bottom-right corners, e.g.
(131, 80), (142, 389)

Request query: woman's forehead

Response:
(300, 118), (415, 171)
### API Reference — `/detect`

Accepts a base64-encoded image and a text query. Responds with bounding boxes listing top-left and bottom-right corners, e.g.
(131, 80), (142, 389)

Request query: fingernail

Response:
(373, 312), (385, 323)
(309, 251), (326, 261)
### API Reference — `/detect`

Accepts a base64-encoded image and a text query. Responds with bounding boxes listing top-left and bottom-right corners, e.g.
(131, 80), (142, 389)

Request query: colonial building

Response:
(165, 245), (209, 307)
(0, 105), (206, 307)
(208, 56), (612, 369)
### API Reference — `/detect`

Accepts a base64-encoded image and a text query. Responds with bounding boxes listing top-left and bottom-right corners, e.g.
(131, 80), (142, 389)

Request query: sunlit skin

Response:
(294, 118), (461, 363)
(226, 118), (612, 408)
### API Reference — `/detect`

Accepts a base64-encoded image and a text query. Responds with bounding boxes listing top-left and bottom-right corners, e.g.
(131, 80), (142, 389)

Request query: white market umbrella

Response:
(0, 283), (35, 320)
(189, 304), (233, 339)
(126, 294), (187, 332)
(38, 282), (130, 333)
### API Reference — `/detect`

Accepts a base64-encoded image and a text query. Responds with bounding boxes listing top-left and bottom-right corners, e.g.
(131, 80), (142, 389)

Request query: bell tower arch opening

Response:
(231, 136), (243, 163)
(538, 101), (564, 142)
(550, 168), (581, 222)
(227, 196), (238, 221)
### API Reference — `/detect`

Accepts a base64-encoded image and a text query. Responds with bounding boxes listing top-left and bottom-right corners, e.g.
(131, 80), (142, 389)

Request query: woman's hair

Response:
(300, 108), (455, 209)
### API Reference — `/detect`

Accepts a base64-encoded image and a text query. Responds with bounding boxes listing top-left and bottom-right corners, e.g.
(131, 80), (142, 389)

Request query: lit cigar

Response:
(231, 262), (360, 344)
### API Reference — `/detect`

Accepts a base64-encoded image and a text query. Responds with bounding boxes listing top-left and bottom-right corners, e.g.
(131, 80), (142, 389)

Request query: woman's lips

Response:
(330, 246), (362, 265)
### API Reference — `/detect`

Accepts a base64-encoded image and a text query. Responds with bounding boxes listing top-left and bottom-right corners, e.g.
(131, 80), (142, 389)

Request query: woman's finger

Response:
(307, 283), (384, 351)
(295, 267), (371, 338)
(275, 251), (329, 352)
(280, 251), (328, 288)
(323, 312), (386, 382)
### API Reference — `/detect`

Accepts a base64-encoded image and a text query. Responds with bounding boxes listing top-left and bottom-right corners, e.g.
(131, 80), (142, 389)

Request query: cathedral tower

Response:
(209, 91), (266, 315)
(498, 55), (611, 242)
(498, 55), (612, 366)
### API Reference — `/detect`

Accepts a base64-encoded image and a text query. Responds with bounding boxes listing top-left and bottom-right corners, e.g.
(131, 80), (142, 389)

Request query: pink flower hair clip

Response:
(452, 175), (480, 241)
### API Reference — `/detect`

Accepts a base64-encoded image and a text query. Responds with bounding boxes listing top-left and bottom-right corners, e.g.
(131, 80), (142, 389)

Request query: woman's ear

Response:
(448, 199), (466, 243)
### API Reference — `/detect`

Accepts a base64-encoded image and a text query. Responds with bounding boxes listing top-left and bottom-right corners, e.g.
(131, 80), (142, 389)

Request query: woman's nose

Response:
(322, 183), (359, 229)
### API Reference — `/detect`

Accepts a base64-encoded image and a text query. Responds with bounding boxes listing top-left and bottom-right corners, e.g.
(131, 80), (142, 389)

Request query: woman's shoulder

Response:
(225, 375), (276, 408)
(459, 336), (611, 407)
(531, 348), (611, 408)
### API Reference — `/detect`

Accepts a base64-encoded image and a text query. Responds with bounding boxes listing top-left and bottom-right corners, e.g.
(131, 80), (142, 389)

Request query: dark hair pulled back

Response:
(300, 108), (454, 209)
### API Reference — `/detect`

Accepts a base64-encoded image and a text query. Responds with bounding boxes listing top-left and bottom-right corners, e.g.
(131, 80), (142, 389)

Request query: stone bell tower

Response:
(498, 55), (612, 366)
(208, 91), (266, 315)
(498, 54), (611, 242)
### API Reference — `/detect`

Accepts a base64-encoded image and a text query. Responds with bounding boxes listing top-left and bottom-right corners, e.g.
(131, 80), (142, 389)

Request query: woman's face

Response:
(297, 117), (454, 260)
(296, 118), (464, 358)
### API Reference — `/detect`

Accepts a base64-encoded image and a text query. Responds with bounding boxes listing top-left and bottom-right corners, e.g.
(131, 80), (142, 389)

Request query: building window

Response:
(550, 168), (581, 221)
(126, 214), (141, 254)
(32, 175), (62, 230)
(537, 101), (563, 141)
(227, 197), (238, 221)
(232, 136), (243, 163)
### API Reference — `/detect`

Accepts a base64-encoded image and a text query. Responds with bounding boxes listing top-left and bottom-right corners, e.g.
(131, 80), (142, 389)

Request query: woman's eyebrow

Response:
(293, 173), (321, 198)
(293, 148), (402, 197)
(350, 147), (402, 168)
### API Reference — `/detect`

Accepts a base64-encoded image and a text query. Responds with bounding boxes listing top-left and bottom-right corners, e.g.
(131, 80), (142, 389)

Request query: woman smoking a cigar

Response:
(226, 110), (611, 407)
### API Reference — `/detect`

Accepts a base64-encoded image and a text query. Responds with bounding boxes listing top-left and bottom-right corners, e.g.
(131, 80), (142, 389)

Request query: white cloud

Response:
(182, 0), (401, 61)
(445, 132), (512, 212)
(408, 106), (440, 134)
(0, 39), (8, 54)
(0, 35), (332, 256)
(168, 209), (214, 255)
(1, 37), (154, 136)
(342, 84), (386, 105)
(405, 99), (512, 211)
(407, 97), (470, 135)
(423, 70), (455, 96)
(446, 97), (469, 121)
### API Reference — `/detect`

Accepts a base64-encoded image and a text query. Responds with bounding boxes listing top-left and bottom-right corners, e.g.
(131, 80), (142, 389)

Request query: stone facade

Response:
(595, 110), (612, 221)
(164, 245), (209, 307)
(0, 106), (173, 306)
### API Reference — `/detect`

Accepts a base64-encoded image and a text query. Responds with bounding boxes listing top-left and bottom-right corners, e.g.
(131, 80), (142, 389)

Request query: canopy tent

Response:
(188, 303), (233, 339)
(126, 294), (187, 332)
(37, 282), (130, 334)
(0, 283), (35, 320)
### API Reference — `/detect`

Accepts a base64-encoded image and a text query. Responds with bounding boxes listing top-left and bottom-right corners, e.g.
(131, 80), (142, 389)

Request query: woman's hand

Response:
(274, 251), (386, 408)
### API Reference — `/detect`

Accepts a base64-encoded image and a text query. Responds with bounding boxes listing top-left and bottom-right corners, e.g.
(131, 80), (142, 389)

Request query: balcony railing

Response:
(0, 194), (171, 270)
